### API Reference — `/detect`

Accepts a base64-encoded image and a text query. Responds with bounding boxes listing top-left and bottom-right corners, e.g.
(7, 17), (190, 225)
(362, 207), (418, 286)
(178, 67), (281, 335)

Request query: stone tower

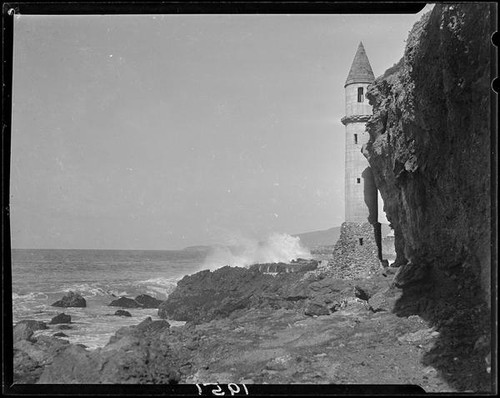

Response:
(329, 42), (383, 278)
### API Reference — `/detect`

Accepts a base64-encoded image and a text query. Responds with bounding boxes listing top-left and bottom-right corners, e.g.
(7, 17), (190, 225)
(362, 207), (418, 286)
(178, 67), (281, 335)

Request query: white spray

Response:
(202, 232), (312, 270)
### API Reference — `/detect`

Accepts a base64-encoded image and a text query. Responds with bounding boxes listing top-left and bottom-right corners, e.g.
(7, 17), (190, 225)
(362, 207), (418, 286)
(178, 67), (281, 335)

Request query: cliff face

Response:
(364, 4), (493, 301)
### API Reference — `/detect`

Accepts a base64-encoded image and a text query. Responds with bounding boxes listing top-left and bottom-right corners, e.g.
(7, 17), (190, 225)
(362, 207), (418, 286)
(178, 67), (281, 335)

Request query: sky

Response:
(10, 7), (433, 250)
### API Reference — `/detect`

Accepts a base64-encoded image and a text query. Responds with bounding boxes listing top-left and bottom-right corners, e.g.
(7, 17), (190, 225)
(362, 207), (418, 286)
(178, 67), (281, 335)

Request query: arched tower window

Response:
(357, 87), (364, 102)
(354, 134), (358, 144)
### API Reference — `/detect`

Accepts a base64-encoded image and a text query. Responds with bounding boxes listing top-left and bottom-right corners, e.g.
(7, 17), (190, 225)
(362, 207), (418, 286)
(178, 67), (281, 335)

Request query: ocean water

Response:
(11, 248), (208, 349)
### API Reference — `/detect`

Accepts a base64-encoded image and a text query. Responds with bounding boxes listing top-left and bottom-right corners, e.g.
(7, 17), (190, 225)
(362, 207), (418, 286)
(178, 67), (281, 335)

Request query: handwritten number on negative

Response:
(196, 383), (249, 396)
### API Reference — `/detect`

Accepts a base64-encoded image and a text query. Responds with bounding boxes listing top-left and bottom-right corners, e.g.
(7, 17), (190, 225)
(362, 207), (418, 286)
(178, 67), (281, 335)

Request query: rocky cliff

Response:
(364, 3), (493, 302)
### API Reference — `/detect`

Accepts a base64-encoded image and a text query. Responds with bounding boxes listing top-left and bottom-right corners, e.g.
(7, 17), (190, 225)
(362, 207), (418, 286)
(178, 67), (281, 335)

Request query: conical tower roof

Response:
(345, 42), (375, 87)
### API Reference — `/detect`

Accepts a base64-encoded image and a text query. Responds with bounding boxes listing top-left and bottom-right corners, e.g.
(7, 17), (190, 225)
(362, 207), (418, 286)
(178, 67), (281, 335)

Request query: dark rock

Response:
(250, 259), (319, 274)
(135, 294), (163, 309)
(473, 334), (490, 353)
(14, 323), (35, 342)
(114, 310), (132, 317)
(51, 291), (86, 308)
(393, 262), (430, 288)
(53, 332), (68, 338)
(158, 265), (385, 323)
(49, 313), (71, 325)
(57, 325), (72, 330)
(17, 320), (48, 330)
(14, 320), (48, 342)
(14, 348), (42, 383)
(364, 3), (491, 301)
(14, 335), (70, 383)
(158, 266), (282, 323)
(354, 286), (370, 301)
(304, 302), (330, 316)
(38, 345), (100, 384)
(108, 296), (142, 308)
(39, 317), (179, 384)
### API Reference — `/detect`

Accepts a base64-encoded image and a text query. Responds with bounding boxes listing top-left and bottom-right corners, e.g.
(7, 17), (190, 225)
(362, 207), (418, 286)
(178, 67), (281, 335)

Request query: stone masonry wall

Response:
(322, 222), (383, 279)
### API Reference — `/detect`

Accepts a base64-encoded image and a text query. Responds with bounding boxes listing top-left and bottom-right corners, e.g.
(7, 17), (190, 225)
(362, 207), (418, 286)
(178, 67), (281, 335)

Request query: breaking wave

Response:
(202, 232), (311, 270)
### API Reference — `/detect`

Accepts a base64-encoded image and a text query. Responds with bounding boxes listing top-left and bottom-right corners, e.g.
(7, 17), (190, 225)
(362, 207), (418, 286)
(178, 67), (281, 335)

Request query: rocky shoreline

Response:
(12, 255), (491, 391)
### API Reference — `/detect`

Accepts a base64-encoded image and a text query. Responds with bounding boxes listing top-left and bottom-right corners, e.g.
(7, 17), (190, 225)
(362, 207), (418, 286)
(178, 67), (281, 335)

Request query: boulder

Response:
(57, 325), (72, 330)
(53, 332), (68, 338)
(135, 294), (163, 309)
(158, 266), (282, 323)
(39, 317), (179, 384)
(51, 291), (86, 308)
(14, 323), (35, 342)
(13, 335), (70, 383)
(49, 313), (71, 325)
(14, 320), (51, 343)
(108, 296), (142, 308)
(13, 348), (42, 383)
(114, 310), (132, 317)
(38, 345), (100, 384)
(304, 302), (330, 317)
(157, 266), (368, 323)
(15, 320), (48, 332)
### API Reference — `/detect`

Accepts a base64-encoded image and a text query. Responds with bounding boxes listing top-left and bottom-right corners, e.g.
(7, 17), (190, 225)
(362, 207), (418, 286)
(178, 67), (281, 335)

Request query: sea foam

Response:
(202, 232), (311, 270)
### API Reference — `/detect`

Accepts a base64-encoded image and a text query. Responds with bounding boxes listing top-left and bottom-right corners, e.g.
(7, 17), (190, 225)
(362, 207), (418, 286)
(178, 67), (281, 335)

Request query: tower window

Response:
(354, 134), (358, 144)
(357, 178), (361, 184)
(357, 87), (364, 102)
(359, 238), (364, 246)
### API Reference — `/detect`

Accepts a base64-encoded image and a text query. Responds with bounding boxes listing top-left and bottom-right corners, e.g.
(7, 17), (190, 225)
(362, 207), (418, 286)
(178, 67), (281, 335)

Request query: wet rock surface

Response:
(49, 313), (71, 325)
(248, 258), (318, 274)
(16, 320), (49, 331)
(108, 294), (163, 309)
(12, 265), (492, 391)
(14, 332), (71, 384)
(38, 317), (180, 384)
(108, 296), (142, 308)
(135, 294), (163, 309)
(51, 291), (87, 308)
(114, 310), (132, 317)
(14, 320), (48, 342)
(157, 265), (389, 324)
